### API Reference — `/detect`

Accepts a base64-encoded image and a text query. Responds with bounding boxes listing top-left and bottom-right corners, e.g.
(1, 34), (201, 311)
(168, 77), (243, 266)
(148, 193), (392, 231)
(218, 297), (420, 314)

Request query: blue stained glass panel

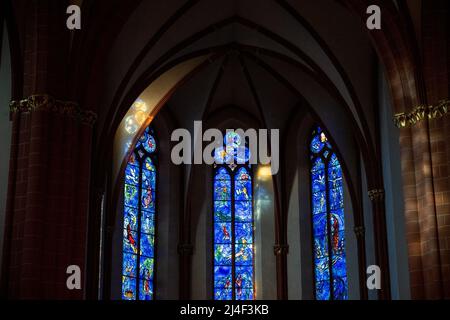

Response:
(214, 179), (231, 201)
(214, 146), (234, 164)
(139, 280), (153, 300)
(312, 171), (326, 193)
(332, 253), (347, 278)
(235, 146), (251, 164)
(328, 167), (343, 189)
(329, 187), (344, 211)
(314, 257), (330, 283)
(312, 157), (325, 172)
(314, 235), (329, 259)
(140, 233), (154, 257)
(142, 134), (157, 154)
(315, 281), (330, 301)
(124, 206), (138, 231)
(139, 256), (154, 280)
(125, 164), (139, 185)
(214, 201), (232, 222)
(214, 133), (252, 165)
(122, 276), (137, 300)
(122, 253), (137, 278)
(235, 180), (252, 200)
(313, 212), (328, 237)
(214, 244), (232, 265)
(310, 133), (325, 154)
(312, 191), (327, 214)
(215, 222), (232, 244)
(141, 210), (155, 235)
(236, 167), (251, 181)
(235, 201), (252, 222)
(123, 228), (138, 254)
(333, 277), (348, 300)
(124, 184), (139, 208)
(215, 289), (232, 300)
(142, 168), (156, 189)
(141, 166), (156, 211)
(224, 131), (242, 148)
(235, 266), (253, 288)
(235, 244), (253, 266)
(215, 167), (231, 180)
(214, 266), (232, 288)
(141, 189), (155, 211)
(235, 223), (253, 244)
(330, 153), (340, 167)
(144, 156), (156, 171)
(236, 289), (253, 300)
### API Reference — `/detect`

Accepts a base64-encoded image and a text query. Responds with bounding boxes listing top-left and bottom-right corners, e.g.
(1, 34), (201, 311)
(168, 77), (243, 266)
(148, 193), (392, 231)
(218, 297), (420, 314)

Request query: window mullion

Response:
(136, 155), (144, 300)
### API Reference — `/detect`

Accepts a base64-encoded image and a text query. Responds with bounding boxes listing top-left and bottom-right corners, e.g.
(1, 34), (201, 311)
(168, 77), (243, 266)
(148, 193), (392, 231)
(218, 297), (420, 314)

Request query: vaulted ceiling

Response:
(103, 0), (378, 144)
(5, 0), (422, 186)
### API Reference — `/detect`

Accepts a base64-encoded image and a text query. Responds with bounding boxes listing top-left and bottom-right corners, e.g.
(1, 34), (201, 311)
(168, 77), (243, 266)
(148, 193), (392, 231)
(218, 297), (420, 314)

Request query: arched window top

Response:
(310, 127), (332, 154)
(215, 167), (231, 180)
(214, 132), (251, 166)
(135, 126), (157, 155)
(235, 167), (251, 180)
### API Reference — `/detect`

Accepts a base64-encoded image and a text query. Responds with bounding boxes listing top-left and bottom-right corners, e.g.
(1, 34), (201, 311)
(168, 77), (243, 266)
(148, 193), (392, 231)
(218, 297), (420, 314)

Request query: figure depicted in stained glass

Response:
(126, 224), (138, 254)
(122, 126), (157, 300)
(310, 126), (348, 300)
(235, 275), (243, 297)
(214, 132), (254, 300)
(222, 225), (231, 240)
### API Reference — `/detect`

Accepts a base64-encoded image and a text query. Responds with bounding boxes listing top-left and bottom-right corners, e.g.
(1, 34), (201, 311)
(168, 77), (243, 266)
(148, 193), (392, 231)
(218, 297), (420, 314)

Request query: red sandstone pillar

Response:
(1, 96), (96, 299)
(0, 1), (97, 299)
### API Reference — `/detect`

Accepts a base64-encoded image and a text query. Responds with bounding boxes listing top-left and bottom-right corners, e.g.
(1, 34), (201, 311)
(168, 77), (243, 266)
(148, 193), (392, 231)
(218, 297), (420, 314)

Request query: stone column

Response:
(353, 225), (368, 299)
(1, 95), (96, 298)
(394, 103), (449, 299)
(273, 244), (289, 300)
(368, 189), (391, 300)
(177, 243), (193, 299)
(0, 1), (97, 299)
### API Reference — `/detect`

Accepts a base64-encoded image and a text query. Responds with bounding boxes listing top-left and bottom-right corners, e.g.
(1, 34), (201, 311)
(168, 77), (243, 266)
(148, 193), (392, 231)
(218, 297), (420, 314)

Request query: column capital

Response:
(393, 99), (449, 128)
(368, 189), (385, 201)
(354, 226), (365, 238)
(10, 94), (98, 127)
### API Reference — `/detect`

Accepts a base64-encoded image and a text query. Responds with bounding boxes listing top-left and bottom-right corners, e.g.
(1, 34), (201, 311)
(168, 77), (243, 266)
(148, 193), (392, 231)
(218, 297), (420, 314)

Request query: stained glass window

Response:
(122, 126), (157, 300)
(310, 126), (347, 300)
(214, 132), (254, 300)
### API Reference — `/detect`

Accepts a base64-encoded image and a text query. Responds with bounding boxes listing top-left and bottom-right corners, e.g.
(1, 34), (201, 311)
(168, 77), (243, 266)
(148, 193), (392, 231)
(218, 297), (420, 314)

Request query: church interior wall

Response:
(0, 21), (12, 274)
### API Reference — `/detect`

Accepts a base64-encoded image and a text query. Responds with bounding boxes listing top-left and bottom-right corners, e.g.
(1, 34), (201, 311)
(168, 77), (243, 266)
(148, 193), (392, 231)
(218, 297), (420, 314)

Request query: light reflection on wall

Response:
(256, 165), (272, 181)
(254, 165), (276, 299)
(112, 55), (211, 186)
(255, 165), (272, 221)
(124, 99), (149, 135)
